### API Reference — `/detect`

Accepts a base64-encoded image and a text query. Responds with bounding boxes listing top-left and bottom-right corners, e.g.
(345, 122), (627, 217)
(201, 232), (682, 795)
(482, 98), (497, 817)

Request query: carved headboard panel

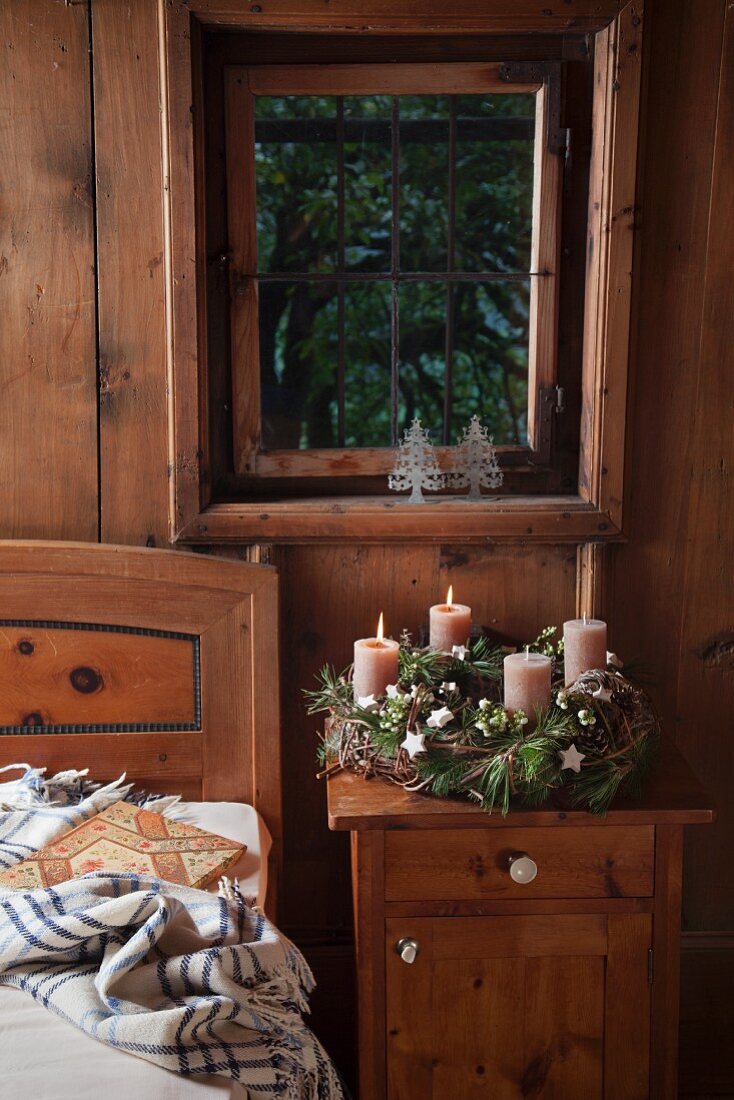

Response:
(0, 542), (281, 909)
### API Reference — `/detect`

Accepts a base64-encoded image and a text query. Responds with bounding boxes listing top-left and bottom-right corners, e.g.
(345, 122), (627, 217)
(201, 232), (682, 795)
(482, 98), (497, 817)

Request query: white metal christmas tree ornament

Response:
(388, 418), (445, 503)
(447, 415), (504, 500)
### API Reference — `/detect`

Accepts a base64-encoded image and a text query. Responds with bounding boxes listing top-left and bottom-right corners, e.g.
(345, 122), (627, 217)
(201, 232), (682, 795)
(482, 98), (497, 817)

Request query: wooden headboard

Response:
(0, 541), (281, 911)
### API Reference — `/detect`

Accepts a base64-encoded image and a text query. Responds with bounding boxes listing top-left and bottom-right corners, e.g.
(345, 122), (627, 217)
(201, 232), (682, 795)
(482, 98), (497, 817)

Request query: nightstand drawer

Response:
(384, 825), (655, 900)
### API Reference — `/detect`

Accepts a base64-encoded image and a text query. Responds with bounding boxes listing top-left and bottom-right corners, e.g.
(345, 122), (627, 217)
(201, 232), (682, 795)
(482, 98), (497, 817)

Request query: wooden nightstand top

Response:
(327, 736), (714, 831)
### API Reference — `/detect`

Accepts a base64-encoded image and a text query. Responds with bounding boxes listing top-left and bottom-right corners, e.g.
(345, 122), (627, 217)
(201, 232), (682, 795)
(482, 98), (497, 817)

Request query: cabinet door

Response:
(386, 913), (651, 1100)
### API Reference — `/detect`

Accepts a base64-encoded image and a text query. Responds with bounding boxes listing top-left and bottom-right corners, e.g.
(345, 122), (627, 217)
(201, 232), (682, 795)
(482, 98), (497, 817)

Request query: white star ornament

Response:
(401, 730), (427, 759)
(558, 743), (586, 773)
(426, 706), (454, 730)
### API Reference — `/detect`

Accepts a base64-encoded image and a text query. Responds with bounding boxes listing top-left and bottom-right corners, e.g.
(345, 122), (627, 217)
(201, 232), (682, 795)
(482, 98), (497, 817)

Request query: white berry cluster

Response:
(554, 688), (596, 726)
(474, 698), (528, 738)
(379, 694), (411, 734)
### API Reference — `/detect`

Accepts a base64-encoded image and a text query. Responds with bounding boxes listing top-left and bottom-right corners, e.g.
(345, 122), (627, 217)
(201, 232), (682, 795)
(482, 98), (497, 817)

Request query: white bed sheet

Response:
(0, 800), (272, 1099)
(0, 987), (250, 1099)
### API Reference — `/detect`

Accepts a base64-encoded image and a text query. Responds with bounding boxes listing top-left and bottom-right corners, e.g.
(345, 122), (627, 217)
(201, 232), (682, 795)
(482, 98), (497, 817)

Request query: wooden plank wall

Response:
(0, 1), (98, 540)
(611, 2), (734, 1091)
(0, 0), (732, 1091)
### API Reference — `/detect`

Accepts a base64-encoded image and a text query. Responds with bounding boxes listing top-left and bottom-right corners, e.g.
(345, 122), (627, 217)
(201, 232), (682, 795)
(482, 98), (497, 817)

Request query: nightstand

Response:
(327, 739), (713, 1099)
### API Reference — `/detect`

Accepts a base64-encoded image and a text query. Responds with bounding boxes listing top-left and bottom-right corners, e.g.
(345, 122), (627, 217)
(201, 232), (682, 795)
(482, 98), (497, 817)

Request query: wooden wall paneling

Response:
(164, 2), (204, 535)
(0, 1), (97, 541)
(439, 543), (577, 645)
(577, 542), (611, 622)
(275, 543), (440, 933)
(679, 932), (734, 1096)
(611, 0), (726, 737)
(673, 0), (734, 933)
(93, 0), (171, 547)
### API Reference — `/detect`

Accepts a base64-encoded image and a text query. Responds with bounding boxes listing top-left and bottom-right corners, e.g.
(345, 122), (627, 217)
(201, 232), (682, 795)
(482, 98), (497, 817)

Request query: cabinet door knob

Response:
(396, 937), (419, 964)
(508, 852), (538, 883)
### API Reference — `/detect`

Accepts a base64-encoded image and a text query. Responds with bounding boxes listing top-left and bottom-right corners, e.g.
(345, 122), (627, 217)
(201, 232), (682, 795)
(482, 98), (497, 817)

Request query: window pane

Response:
(397, 281), (446, 438)
(259, 281), (338, 449)
(454, 93), (536, 273)
(254, 96), (338, 273)
(250, 89), (537, 455)
(344, 96), (392, 273)
(344, 282), (392, 446)
(399, 96), (449, 273)
(450, 280), (530, 445)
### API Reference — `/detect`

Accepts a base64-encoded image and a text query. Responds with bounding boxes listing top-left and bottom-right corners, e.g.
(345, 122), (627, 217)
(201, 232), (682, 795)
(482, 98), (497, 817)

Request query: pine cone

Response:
(575, 724), (610, 757)
(610, 679), (637, 712)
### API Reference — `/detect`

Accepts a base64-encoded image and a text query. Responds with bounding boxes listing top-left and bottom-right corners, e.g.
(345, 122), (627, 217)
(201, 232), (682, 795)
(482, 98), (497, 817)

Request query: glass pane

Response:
(454, 93), (536, 273)
(450, 279), (530, 445)
(250, 90), (537, 454)
(344, 96), (392, 273)
(344, 282), (392, 446)
(254, 96), (337, 273)
(397, 282), (446, 439)
(399, 96), (449, 273)
(259, 281), (338, 449)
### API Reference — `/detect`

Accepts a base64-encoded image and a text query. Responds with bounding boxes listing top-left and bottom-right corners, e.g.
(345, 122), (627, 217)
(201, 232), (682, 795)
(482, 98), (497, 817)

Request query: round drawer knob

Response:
(508, 852), (538, 884)
(396, 937), (419, 965)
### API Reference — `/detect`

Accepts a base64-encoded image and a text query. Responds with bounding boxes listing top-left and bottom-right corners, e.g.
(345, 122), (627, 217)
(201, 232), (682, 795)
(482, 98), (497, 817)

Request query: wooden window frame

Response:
(161, 0), (644, 544)
(225, 63), (560, 482)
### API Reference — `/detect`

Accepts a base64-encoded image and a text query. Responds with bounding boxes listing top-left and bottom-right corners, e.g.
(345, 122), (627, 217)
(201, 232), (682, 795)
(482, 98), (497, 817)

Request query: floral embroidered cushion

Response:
(0, 800), (244, 891)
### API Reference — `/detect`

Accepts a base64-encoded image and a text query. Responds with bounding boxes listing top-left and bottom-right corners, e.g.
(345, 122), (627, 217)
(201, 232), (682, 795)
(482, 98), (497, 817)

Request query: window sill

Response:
(175, 495), (622, 544)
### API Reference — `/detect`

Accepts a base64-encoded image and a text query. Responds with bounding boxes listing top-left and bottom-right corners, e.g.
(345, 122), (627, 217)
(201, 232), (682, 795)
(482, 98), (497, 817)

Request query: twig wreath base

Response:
(305, 630), (660, 816)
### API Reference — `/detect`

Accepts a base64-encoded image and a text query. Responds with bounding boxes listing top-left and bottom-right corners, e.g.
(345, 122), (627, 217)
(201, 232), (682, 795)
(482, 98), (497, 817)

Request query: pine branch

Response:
(304, 664), (353, 716)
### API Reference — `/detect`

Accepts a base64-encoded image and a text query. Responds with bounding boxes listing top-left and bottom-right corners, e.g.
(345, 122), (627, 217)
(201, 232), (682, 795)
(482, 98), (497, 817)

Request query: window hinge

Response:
(498, 60), (569, 157)
(534, 385), (564, 465)
(648, 947), (654, 986)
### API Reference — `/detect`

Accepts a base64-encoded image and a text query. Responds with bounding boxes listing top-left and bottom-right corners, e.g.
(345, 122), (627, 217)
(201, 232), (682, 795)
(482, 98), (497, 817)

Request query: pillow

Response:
(0, 800), (244, 892)
(161, 801), (271, 908)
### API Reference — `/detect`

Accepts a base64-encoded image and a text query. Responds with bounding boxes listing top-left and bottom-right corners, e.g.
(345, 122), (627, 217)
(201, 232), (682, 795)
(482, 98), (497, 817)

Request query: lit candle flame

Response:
(376, 612), (385, 644)
(583, 612), (588, 626)
(447, 585), (453, 610)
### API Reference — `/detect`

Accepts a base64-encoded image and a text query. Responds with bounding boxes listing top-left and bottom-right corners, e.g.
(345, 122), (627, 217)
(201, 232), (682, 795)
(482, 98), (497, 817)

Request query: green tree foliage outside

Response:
(253, 92), (535, 450)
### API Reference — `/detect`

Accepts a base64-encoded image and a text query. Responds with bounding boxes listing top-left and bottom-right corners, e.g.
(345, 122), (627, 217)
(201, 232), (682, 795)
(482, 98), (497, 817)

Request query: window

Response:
(164, 7), (643, 541)
(223, 61), (565, 488)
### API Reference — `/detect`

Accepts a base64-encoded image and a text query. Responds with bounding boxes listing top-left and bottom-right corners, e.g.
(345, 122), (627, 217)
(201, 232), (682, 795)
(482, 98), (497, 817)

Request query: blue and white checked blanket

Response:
(0, 767), (344, 1099)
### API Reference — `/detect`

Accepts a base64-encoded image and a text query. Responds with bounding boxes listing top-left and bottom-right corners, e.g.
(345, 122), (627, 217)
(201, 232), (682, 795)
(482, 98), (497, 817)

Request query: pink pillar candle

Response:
(429, 588), (472, 652)
(563, 617), (608, 686)
(503, 651), (552, 719)
(353, 624), (399, 702)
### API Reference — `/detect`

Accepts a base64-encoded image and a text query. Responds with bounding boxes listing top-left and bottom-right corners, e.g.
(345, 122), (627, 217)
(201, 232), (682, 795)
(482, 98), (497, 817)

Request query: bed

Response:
(0, 541), (339, 1099)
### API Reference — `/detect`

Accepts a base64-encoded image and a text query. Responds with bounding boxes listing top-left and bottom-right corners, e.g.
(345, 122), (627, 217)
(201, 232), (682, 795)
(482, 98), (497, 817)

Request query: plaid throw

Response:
(0, 770), (344, 1099)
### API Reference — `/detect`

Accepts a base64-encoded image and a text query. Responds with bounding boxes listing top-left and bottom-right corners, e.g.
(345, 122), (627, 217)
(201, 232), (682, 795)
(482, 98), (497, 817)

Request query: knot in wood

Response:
(69, 666), (103, 694)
